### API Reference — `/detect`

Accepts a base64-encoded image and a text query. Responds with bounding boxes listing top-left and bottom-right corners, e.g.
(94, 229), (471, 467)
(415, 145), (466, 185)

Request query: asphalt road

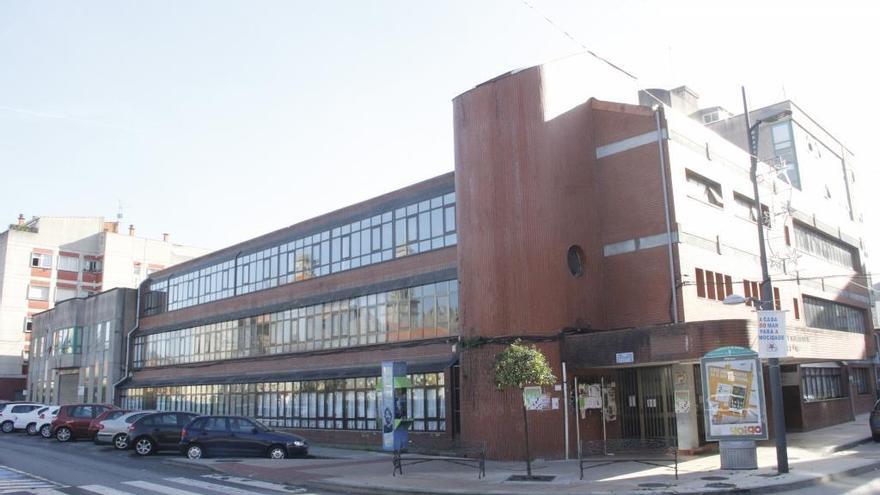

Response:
(0, 431), (344, 495)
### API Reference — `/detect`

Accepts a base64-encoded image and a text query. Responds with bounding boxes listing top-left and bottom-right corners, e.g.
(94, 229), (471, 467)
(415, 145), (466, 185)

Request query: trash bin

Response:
(719, 440), (758, 470)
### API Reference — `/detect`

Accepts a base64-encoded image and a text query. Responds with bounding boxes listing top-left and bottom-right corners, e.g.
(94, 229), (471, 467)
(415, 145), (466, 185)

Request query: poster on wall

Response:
(523, 386), (551, 411)
(700, 347), (768, 441)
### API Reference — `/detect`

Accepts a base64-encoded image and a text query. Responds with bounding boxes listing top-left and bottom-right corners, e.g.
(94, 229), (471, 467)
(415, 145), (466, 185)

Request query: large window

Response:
(31, 252), (53, 269)
(133, 280), (459, 369)
(119, 372), (446, 432)
(27, 285), (49, 301)
(55, 287), (77, 302)
(57, 255), (79, 272)
(802, 367), (846, 401)
(852, 368), (870, 395)
(685, 171), (723, 208)
(144, 192), (456, 316)
(771, 121), (801, 189)
(793, 223), (857, 270)
(53, 327), (82, 355)
(803, 296), (865, 334)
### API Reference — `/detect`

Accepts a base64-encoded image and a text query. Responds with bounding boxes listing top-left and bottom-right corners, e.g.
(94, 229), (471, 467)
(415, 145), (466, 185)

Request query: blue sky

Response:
(1, 1), (878, 257)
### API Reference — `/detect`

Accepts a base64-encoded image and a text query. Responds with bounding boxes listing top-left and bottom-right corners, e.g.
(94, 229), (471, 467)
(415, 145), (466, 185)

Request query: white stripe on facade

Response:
(595, 129), (667, 159)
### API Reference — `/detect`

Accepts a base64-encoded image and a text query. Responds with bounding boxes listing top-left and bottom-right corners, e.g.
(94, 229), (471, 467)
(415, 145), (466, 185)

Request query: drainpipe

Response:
(655, 106), (679, 323)
(112, 284), (141, 404)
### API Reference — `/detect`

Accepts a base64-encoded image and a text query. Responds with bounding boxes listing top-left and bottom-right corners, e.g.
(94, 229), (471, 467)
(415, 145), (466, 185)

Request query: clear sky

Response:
(1, 1), (878, 260)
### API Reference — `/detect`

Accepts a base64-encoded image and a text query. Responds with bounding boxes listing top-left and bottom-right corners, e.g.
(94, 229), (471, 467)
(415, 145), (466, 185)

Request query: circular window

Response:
(567, 245), (585, 278)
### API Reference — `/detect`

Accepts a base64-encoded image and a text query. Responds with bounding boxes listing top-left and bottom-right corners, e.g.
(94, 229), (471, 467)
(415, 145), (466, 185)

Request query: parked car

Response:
(871, 398), (880, 442)
(95, 410), (154, 450)
(179, 415), (308, 459)
(88, 409), (132, 439)
(50, 404), (115, 442)
(127, 411), (199, 456)
(0, 403), (44, 433)
(12, 405), (52, 434)
(37, 406), (60, 438)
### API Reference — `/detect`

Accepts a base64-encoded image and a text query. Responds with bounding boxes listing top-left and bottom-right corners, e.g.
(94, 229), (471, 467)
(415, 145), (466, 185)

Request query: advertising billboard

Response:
(700, 347), (768, 441)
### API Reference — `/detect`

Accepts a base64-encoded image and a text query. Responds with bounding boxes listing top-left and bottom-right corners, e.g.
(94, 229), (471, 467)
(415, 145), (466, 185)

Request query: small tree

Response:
(493, 340), (557, 478)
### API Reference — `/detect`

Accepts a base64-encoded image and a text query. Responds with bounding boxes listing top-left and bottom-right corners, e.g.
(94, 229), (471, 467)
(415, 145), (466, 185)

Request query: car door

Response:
(154, 413), (180, 449)
(173, 414), (197, 446)
(71, 406), (95, 436)
(228, 417), (263, 456)
(200, 417), (230, 455)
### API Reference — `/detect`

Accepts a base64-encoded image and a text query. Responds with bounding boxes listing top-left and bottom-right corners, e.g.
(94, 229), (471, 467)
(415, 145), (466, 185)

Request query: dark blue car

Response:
(179, 415), (308, 459)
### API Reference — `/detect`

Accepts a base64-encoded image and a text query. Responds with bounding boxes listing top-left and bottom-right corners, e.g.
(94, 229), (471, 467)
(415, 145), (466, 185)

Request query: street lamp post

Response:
(741, 87), (792, 474)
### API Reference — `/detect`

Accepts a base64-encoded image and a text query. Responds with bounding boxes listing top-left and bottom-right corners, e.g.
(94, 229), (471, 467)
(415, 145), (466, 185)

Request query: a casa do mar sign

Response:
(700, 347), (768, 441)
(757, 310), (787, 359)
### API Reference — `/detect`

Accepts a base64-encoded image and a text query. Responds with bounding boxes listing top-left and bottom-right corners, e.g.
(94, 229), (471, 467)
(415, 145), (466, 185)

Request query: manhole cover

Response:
(706, 482), (737, 488)
(638, 482), (670, 488)
(701, 476), (729, 481)
(506, 475), (556, 482)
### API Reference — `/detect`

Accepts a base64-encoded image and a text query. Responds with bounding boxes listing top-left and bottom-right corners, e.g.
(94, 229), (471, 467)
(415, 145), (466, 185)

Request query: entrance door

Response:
(58, 373), (79, 405)
(616, 367), (677, 441)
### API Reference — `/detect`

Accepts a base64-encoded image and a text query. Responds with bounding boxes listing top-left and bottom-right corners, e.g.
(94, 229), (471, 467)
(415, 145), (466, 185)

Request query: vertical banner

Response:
(700, 347), (768, 441)
(381, 361), (409, 451)
(757, 310), (787, 358)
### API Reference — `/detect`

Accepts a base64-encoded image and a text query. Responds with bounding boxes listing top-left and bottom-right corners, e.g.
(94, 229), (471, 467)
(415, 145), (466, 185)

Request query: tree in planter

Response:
(493, 340), (557, 478)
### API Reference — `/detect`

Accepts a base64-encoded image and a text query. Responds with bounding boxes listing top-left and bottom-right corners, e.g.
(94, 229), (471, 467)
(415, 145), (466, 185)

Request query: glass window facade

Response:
(803, 296), (865, 334)
(133, 280), (459, 369)
(793, 223), (857, 270)
(770, 121), (801, 189)
(143, 192), (456, 316)
(119, 372), (446, 432)
(802, 367), (845, 401)
(53, 327), (82, 355)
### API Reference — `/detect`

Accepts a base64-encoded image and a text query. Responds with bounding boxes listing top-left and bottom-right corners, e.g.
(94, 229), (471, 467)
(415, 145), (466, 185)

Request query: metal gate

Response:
(616, 366), (677, 441)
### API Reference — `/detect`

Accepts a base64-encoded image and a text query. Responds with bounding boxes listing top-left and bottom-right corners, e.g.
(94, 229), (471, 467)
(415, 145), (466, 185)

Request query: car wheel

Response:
(26, 423), (37, 436)
(873, 433), (880, 442)
(40, 424), (52, 438)
(186, 444), (204, 460)
(55, 427), (72, 442)
(113, 434), (129, 450)
(267, 445), (287, 459)
(134, 437), (154, 456)
(1, 421), (14, 433)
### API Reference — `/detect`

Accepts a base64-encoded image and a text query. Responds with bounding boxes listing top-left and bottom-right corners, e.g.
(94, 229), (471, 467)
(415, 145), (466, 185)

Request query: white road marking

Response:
(79, 485), (139, 495)
(122, 480), (203, 495)
(202, 474), (308, 493)
(167, 477), (282, 495)
(32, 489), (68, 495)
(0, 465), (65, 493)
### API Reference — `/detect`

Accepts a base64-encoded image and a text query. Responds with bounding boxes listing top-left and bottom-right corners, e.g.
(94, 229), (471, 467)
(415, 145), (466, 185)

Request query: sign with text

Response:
(757, 310), (787, 358)
(615, 352), (634, 364)
(700, 347), (768, 441)
(523, 386), (551, 411)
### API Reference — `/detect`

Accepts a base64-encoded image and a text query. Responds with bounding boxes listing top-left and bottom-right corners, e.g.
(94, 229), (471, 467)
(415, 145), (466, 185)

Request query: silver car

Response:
(95, 410), (155, 449)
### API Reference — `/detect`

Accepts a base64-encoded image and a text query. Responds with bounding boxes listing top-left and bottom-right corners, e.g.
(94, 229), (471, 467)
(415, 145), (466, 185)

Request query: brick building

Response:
(116, 55), (875, 460)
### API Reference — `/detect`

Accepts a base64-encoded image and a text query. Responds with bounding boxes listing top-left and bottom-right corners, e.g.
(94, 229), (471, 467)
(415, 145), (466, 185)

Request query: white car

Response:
(15, 405), (53, 435)
(0, 403), (45, 433)
(95, 410), (155, 449)
(37, 406), (61, 438)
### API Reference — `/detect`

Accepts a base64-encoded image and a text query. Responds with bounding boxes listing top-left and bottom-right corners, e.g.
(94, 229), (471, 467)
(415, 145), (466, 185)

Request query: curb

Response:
(825, 436), (874, 454)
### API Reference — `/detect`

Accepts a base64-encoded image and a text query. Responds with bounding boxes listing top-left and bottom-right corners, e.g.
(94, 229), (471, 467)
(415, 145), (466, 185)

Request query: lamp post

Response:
(741, 87), (792, 474)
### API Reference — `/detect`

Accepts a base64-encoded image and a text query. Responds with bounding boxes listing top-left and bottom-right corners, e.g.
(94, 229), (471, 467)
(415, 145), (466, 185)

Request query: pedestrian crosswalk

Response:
(0, 469), (317, 495)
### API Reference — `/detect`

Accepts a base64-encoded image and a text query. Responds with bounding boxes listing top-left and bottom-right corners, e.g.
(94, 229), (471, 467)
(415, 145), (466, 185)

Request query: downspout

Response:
(655, 106), (679, 323)
(112, 283), (141, 404)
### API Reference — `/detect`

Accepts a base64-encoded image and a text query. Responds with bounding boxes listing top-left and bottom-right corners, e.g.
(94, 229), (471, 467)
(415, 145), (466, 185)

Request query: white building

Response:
(0, 216), (209, 399)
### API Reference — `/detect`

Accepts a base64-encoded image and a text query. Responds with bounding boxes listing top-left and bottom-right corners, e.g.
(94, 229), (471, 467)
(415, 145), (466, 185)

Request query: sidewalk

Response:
(171, 414), (879, 494)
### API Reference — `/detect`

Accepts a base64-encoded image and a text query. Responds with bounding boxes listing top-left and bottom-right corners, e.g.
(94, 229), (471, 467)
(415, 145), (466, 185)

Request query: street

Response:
(0, 433), (344, 495)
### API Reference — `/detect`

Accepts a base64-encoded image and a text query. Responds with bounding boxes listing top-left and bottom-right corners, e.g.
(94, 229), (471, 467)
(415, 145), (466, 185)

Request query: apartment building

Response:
(0, 216), (208, 399)
(116, 55), (874, 460)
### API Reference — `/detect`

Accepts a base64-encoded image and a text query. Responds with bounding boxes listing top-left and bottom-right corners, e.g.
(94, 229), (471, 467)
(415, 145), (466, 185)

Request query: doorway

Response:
(616, 366), (677, 441)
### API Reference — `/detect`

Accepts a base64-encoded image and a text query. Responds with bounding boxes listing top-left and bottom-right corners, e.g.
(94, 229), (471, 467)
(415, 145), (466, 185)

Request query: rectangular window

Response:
(83, 260), (103, 273)
(695, 269), (705, 298)
(773, 287), (781, 311)
(55, 287), (77, 302)
(57, 255), (79, 272)
(803, 296), (865, 333)
(31, 253), (53, 268)
(852, 368), (869, 395)
(770, 121), (801, 189)
(733, 193), (770, 227)
(793, 223), (857, 270)
(714, 272), (725, 301)
(705, 270), (716, 299)
(793, 298), (800, 320)
(685, 170), (723, 208)
(28, 285), (49, 301)
(802, 367), (846, 401)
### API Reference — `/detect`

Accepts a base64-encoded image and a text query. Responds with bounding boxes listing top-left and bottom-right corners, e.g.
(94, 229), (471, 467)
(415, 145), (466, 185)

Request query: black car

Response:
(871, 398), (880, 442)
(179, 415), (308, 459)
(127, 411), (199, 456)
